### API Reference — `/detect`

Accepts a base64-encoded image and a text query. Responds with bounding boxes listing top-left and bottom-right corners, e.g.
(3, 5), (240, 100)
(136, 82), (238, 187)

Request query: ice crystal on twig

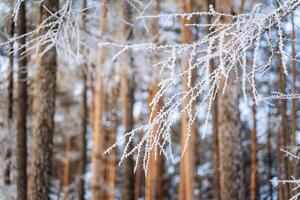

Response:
(275, 148), (300, 200)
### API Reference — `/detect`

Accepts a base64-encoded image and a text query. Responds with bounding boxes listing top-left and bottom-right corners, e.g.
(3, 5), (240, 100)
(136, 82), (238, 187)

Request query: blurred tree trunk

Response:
(5, 6), (15, 187)
(64, 135), (73, 200)
(266, 109), (273, 200)
(178, 0), (195, 199)
(4, 149), (12, 185)
(276, 120), (284, 200)
(146, 1), (164, 200)
(250, 103), (257, 200)
(205, 0), (221, 199)
(101, 101), (109, 200)
(31, 1), (59, 199)
(120, 2), (136, 200)
(16, 1), (28, 200)
(90, 70), (95, 130)
(274, 3), (290, 200)
(78, 62), (88, 200)
(273, 95), (284, 200)
(278, 51), (290, 200)
(291, 13), (297, 179)
(4, 0), (14, 188)
(134, 162), (143, 200)
(194, 126), (202, 198)
(215, 1), (245, 200)
(77, 0), (88, 199)
(78, 61), (88, 200)
(145, 89), (164, 200)
(134, 135), (144, 199)
(106, 82), (118, 200)
(91, 0), (108, 199)
(7, 0), (14, 121)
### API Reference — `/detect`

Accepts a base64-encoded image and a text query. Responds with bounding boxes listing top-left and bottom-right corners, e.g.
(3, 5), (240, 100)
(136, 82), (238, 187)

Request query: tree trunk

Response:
(250, 103), (257, 200)
(178, 0), (195, 200)
(146, 80), (164, 200)
(89, 70), (95, 130)
(16, 1), (28, 199)
(134, 138), (145, 199)
(7, 0), (14, 121)
(266, 109), (273, 200)
(276, 122), (284, 200)
(77, 0), (88, 199)
(77, 67), (88, 200)
(291, 13), (297, 179)
(64, 135), (73, 200)
(273, 3), (290, 199)
(91, 1), (108, 199)
(217, 76), (245, 200)
(120, 3), (136, 200)
(217, 73), (245, 200)
(4, 149), (12, 185)
(205, 0), (220, 199)
(102, 101), (109, 200)
(134, 131), (144, 199)
(215, 1), (245, 200)
(278, 51), (290, 200)
(105, 83), (118, 200)
(31, 1), (59, 199)
(4, 0), (14, 188)
(145, 1), (165, 200)
(134, 162), (143, 200)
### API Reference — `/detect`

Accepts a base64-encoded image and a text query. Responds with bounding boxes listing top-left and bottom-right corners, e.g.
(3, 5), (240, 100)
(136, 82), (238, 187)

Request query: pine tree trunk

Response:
(205, 0), (221, 199)
(217, 79), (245, 200)
(145, 1), (165, 199)
(276, 123), (284, 200)
(106, 84), (118, 200)
(250, 103), (257, 200)
(16, 1), (28, 199)
(77, 0), (88, 199)
(77, 68), (88, 200)
(273, 3), (290, 199)
(91, 1), (108, 199)
(146, 80), (164, 200)
(278, 52), (290, 200)
(134, 162), (143, 200)
(134, 144), (145, 199)
(216, 1), (245, 200)
(4, 149), (12, 185)
(89, 71), (95, 129)
(31, 1), (59, 199)
(7, 0), (14, 121)
(119, 2), (136, 200)
(101, 103), (109, 200)
(178, 0), (195, 199)
(133, 137), (144, 199)
(4, 0), (14, 189)
(217, 76), (245, 200)
(64, 135), (73, 200)
(291, 13), (297, 179)
(266, 109), (273, 200)
(134, 133), (144, 199)
(78, 68), (88, 200)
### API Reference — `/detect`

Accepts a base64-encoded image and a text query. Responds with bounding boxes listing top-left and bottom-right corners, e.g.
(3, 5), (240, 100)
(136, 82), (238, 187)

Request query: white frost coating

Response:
(274, 148), (300, 200)
(5, 0), (86, 67)
(13, 0), (46, 25)
(12, 0), (25, 25)
(102, 0), (300, 173)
